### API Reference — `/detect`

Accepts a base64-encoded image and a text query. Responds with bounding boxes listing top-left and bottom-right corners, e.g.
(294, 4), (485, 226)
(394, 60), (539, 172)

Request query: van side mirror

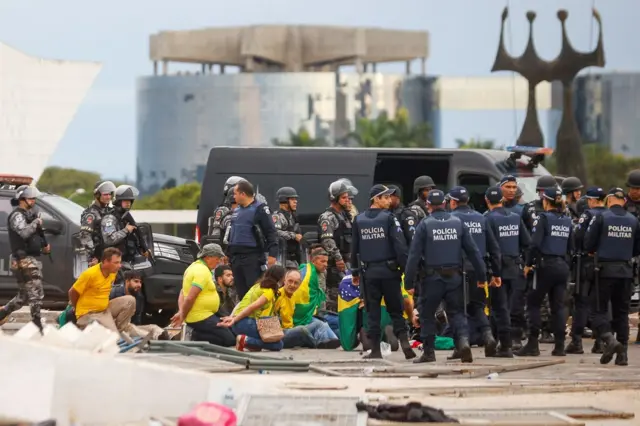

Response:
(42, 217), (63, 235)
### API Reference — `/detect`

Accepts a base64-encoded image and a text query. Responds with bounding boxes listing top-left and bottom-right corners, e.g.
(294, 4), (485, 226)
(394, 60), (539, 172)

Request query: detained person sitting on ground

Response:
(69, 247), (139, 335)
(171, 243), (235, 347)
(214, 265), (238, 317)
(218, 264), (286, 352)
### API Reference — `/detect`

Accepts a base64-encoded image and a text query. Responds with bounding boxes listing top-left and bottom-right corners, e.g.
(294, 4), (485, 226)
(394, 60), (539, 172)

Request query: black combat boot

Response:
(384, 325), (399, 352)
(398, 332), (416, 360)
(414, 346), (436, 363)
(515, 334), (540, 356)
(615, 344), (629, 366)
(635, 328), (640, 345)
(483, 330), (497, 357)
(360, 328), (372, 352)
(600, 332), (623, 365)
(363, 338), (383, 359)
(565, 335), (584, 354)
(446, 348), (461, 360)
(591, 337), (603, 354)
(458, 337), (473, 363)
(494, 336), (513, 358)
(551, 338), (566, 356)
(511, 330), (523, 351)
(540, 330), (554, 344)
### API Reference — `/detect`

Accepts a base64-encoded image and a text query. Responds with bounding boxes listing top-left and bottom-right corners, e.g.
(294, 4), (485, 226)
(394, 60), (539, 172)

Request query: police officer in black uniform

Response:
(405, 190), (487, 364)
(408, 176), (435, 221)
(227, 179), (279, 299)
(624, 169), (640, 344)
(79, 181), (116, 267)
(566, 187), (606, 355)
(517, 187), (573, 357)
(207, 176), (245, 248)
(485, 186), (531, 357)
(584, 187), (640, 366)
(449, 186), (502, 357)
(499, 175), (524, 215)
(273, 186), (303, 267)
(561, 177), (584, 222)
(388, 184), (418, 244)
(351, 184), (416, 360)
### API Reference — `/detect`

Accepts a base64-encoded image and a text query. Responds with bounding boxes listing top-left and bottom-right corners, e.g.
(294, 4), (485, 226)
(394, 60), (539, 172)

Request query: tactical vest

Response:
(8, 208), (42, 258)
(229, 201), (260, 247)
(539, 212), (571, 256)
(208, 205), (231, 244)
(409, 199), (429, 218)
(356, 210), (394, 263)
(423, 214), (463, 267)
(84, 204), (107, 258)
(278, 209), (299, 258)
(319, 209), (353, 257)
(596, 210), (636, 261)
(451, 209), (487, 257)
(488, 209), (521, 257)
(524, 199), (544, 231)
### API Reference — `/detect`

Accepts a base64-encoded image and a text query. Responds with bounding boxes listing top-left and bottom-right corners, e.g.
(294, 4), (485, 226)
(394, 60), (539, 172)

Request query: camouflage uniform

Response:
(273, 209), (301, 266)
(407, 199), (429, 222)
(79, 202), (111, 263)
(318, 207), (353, 312)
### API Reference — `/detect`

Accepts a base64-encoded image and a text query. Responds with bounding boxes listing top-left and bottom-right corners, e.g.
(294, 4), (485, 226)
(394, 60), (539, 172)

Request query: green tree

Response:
(272, 127), (329, 147)
(455, 138), (498, 150)
(135, 182), (201, 210)
(37, 166), (101, 207)
(350, 108), (433, 148)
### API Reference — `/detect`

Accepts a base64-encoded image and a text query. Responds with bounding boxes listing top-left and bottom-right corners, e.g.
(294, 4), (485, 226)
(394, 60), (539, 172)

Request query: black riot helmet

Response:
(114, 185), (139, 209)
(329, 178), (358, 202)
(94, 180), (117, 198)
(223, 176), (246, 196)
(535, 175), (558, 191)
(561, 176), (583, 194)
(626, 170), (640, 188)
(413, 176), (435, 195)
(276, 187), (298, 203)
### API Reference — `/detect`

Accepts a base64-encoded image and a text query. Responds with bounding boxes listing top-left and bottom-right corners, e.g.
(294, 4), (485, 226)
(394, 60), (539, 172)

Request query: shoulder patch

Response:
(532, 219), (538, 227)
(86, 214), (94, 225)
(321, 220), (329, 232)
(263, 206), (271, 215)
(408, 219), (415, 226)
(578, 217), (584, 224)
(272, 214), (278, 223)
(215, 210), (222, 220)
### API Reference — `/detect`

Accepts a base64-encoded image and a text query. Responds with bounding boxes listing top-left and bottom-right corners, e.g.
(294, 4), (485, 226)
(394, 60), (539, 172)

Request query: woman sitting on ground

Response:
(218, 264), (285, 351)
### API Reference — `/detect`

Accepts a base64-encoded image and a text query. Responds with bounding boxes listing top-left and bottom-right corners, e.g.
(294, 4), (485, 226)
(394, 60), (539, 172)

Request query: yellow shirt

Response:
(381, 279), (412, 320)
(182, 260), (220, 323)
(72, 263), (117, 318)
(274, 288), (296, 329)
(233, 284), (277, 319)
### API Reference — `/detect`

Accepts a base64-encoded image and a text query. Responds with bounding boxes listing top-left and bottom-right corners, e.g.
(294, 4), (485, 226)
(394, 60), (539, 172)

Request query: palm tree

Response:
(349, 108), (434, 148)
(272, 127), (329, 147)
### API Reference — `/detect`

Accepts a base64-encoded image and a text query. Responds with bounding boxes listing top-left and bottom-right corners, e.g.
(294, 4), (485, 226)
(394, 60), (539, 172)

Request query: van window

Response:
(0, 197), (12, 231)
(458, 173), (491, 213)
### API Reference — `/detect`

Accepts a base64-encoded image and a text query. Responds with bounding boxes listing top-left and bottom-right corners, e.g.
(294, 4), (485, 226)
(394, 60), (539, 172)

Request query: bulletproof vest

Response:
(488, 209), (521, 257)
(229, 201), (260, 247)
(355, 210), (394, 263)
(451, 208), (487, 257)
(409, 199), (429, 218)
(8, 208), (42, 258)
(596, 210), (636, 261)
(423, 214), (463, 267)
(539, 212), (571, 256)
(85, 204), (107, 258)
(523, 199), (544, 231)
(278, 209), (299, 257)
(208, 205), (231, 244)
(118, 212), (141, 262)
(319, 208), (353, 255)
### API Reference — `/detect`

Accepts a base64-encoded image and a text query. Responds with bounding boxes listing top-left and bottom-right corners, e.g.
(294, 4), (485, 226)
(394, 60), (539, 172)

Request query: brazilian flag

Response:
(337, 272), (362, 351)
(292, 263), (326, 327)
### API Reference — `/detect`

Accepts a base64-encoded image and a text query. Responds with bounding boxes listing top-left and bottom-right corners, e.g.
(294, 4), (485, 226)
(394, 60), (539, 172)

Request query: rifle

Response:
(121, 211), (155, 264)
(35, 213), (52, 263)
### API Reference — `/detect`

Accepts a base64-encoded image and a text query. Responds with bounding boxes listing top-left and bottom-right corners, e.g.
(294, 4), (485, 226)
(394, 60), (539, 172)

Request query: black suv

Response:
(0, 177), (197, 324)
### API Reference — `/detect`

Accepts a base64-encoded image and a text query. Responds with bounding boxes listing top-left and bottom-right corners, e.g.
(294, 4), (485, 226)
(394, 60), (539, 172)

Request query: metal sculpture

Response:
(491, 8), (605, 183)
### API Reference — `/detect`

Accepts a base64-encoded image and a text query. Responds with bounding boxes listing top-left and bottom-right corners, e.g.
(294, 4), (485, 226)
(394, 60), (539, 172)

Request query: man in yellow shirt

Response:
(172, 243), (235, 347)
(69, 247), (137, 333)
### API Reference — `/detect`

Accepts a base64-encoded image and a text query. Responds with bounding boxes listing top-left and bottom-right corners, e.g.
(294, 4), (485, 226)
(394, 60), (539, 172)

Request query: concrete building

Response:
(0, 42), (101, 181)
(137, 25), (429, 194)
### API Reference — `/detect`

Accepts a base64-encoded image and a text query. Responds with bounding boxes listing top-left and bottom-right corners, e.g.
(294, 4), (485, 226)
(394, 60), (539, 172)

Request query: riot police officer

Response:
(318, 179), (358, 312)
(228, 179), (279, 299)
(408, 176), (435, 221)
(500, 175), (524, 215)
(405, 190), (487, 364)
(0, 186), (49, 331)
(561, 177), (584, 222)
(517, 187), (573, 357)
(388, 184), (418, 244)
(485, 186), (531, 356)
(566, 186), (606, 355)
(207, 176), (245, 247)
(273, 186), (303, 267)
(449, 186), (502, 357)
(584, 187), (640, 366)
(351, 184), (416, 360)
(79, 180), (116, 266)
(101, 185), (148, 265)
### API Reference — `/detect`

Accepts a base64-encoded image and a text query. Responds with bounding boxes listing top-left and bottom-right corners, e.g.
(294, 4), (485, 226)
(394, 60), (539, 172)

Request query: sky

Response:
(1, 0), (639, 180)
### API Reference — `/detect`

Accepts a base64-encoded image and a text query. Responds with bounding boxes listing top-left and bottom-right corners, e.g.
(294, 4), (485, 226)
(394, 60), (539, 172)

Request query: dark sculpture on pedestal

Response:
(491, 8), (605, 184)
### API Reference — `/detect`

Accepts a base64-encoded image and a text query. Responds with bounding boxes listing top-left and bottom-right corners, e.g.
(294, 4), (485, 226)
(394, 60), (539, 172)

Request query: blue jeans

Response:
(232, 317), (283, 351)
(324, 313), (341, 339)
(283, 319), (338, 348)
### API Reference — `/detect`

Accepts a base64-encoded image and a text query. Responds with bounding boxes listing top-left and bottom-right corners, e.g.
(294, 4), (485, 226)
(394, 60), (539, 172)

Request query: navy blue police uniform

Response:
(405, 190), (487, 364)
(565, 187), (607, 355)
(485, 186), (532, 356)
(228, 196), (279, 299)
(517, 187), (573, 357)
(584, 187), (640, 366)
(387, 184), (418, 244)
(449, 186), (502, 358)
(351, 185), (415, 360)
(500, 175), (525, 216)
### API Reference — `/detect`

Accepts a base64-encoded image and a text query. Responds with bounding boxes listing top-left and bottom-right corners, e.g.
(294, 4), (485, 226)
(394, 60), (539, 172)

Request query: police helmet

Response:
(223, 176), (246, 196)
(329, 178), (358, 201)
(276, 187), (298, 203)
(115, 185), (140, 202)
(535, 175), (558, 191)
(16, 185), (40, 199)
(515, 186), (523, 199)
(560, 176), (583, 194)
(626, 170), (640, 188)
(94, 180), (117, 196)
(413, 176), (435, 194)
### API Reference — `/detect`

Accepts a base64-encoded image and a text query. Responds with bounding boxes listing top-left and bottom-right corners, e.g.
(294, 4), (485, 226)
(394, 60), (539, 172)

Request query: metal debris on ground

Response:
(441, 409), (582, 425)
(485, 406), (634, 420)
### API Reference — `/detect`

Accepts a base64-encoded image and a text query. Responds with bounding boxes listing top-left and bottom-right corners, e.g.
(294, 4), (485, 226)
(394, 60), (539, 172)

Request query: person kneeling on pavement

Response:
(109, 270), (168, 340)
(214, 265), (239, 317)
(275, 266), (341, 349)
(171, 244), (235, 347)
(68, 247), (139, 334)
